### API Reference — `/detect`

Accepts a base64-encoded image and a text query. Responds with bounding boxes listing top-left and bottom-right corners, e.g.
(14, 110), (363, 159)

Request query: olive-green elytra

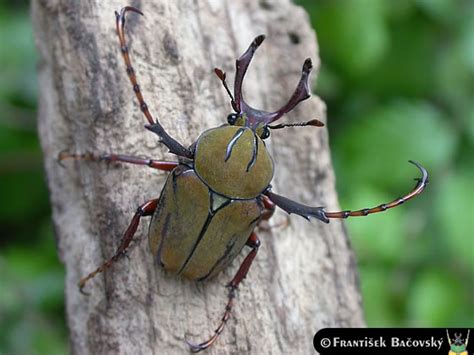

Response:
(194, 126), (274, 199)
(148, 166), (262, 280)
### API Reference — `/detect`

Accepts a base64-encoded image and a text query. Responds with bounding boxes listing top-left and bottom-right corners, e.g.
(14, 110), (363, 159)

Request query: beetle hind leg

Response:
(78, 198), (159, 294)
(185, 232), (260, 353)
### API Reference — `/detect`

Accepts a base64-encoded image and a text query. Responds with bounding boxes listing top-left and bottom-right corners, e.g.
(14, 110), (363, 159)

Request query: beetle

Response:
(447, 330), (470, 355)
(60, 6), (429, 353)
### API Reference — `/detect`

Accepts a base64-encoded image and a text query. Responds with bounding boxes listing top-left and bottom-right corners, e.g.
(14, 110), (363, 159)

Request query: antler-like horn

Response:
(266, 58), (313, 123)
(234, 35), (265, 112)
(215, 35), (315, 130)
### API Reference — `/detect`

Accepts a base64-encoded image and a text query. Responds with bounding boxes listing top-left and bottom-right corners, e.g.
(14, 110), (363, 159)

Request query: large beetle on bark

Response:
(61, 6), (429, 352)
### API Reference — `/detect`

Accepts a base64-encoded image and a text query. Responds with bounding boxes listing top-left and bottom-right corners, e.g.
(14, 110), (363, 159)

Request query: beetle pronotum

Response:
(60, 6), (429, 352)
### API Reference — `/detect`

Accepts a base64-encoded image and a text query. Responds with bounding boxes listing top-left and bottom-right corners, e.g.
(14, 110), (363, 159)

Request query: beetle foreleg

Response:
(324, 161), (428, 219)
(186, 233), (260, 353)
(115, 7), (193, 159)
(78, 198), (159, 294)
(115, 7), (154, 127)
(58, 151), (178, 172)
(264, 161), (428, 223)
(264, 190), (329, 223)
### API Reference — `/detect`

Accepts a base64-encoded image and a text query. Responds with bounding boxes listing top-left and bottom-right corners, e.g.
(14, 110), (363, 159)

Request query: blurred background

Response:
(0, 0), (472, 353)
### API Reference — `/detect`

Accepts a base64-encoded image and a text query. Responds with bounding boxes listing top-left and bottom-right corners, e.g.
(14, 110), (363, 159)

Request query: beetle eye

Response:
(227, 113), (238, 125)
(260, 127), (270, 139)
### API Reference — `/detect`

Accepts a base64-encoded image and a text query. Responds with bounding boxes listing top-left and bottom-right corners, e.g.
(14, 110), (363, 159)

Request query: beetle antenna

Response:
(268, 118), (324, 130)
(214, 68), (237, 111)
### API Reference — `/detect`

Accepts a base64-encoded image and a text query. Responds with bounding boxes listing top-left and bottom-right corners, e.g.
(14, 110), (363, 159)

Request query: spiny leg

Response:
(186, 232), (261, 353)
(324, 161), (428, 219)
(264, 161), (428, 222)
(78, 198), (159, 294)
(115, 7), (193, 159)
(59, 151), (178, 172)
(264, 189), (328, 223)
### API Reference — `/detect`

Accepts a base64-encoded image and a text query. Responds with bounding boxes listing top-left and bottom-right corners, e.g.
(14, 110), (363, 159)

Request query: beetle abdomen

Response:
(194, 126), (274, 199)
(148, 165), (263, 280)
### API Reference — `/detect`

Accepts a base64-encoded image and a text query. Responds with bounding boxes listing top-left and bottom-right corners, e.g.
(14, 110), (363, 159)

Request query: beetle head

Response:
(215, 35), (323, 140)
(453, 333), (465, 345)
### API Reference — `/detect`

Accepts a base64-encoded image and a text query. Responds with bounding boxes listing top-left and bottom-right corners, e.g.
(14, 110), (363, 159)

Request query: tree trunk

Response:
(33, 0), (364, 353)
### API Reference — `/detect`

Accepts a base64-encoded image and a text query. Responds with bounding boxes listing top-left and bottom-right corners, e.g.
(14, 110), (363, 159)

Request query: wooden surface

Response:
(32, 0), (365, 353)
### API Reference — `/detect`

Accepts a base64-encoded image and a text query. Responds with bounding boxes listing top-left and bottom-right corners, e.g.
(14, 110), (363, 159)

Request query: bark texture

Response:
(33, 0), (365, 354)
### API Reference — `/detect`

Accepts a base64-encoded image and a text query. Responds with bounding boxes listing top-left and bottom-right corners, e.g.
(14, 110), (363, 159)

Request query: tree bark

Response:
(33, 0), (364, 354)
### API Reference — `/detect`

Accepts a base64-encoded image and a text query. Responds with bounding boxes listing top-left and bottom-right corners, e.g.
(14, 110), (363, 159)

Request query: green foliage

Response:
(297, 0), (474, 327)
(0, 3), (67, 354)
(333, 100), (457, 190)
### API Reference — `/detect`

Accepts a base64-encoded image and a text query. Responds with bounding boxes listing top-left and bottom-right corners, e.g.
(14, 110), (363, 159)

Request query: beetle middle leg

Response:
(59, 151), (178, 172)
(260, 195), (276, 221)
(78, 198), (159, 294)
(257, 195), (289, 231)
(186, 232), (261, 353)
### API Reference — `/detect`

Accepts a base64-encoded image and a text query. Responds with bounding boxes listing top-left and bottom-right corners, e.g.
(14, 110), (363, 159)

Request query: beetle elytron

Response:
(61, 6), (429, 352)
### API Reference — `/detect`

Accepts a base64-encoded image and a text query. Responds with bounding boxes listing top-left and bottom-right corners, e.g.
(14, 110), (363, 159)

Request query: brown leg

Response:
(186, 232), (261, 353)
(59, 151), (178, 172)
(258, 195), (289, 231)
(260, 194), (276, 221)
(78, 199), (159, 294)
(115, 6), (153, 125)
(324, 161), (428, 219)
(265, 161), (428, 222)
(115, 7), (193, 159)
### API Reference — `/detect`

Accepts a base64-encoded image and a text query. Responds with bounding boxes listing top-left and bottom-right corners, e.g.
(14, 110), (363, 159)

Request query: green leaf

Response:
(406, 270), (466, 326)
(359, 266), (399, 326)
(415, 0), (460, 24)
(435, 169), (474, 272)
(312, 0), (389, 78)
(333, 100), (458, 191)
